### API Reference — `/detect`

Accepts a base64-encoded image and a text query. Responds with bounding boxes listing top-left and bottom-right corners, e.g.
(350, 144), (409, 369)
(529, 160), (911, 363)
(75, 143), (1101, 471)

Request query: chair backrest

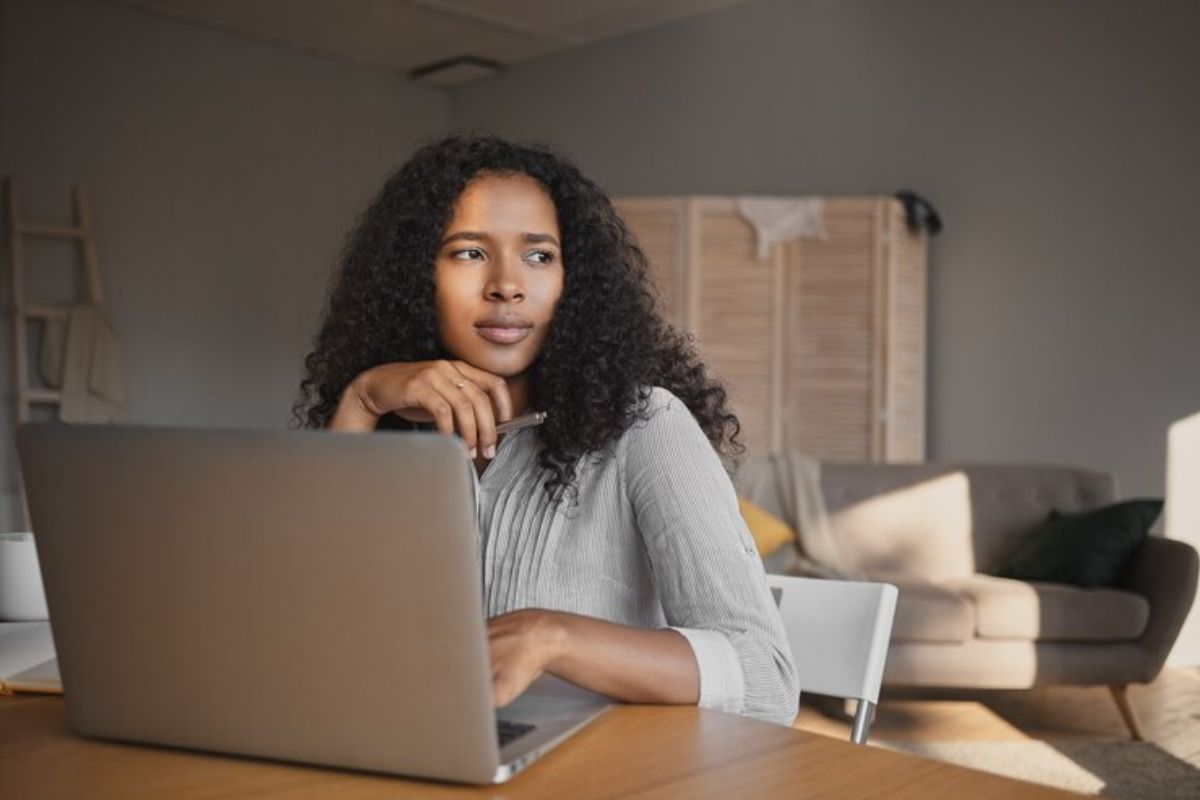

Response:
(767, 574), (898, 705)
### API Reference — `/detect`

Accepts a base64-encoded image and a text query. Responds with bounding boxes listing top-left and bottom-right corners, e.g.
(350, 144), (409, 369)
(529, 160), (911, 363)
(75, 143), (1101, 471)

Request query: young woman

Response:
(296, 135), (799, 725)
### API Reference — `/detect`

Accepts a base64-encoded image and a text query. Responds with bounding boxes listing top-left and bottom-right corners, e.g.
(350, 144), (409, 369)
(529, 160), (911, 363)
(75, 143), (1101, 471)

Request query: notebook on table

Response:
(0, 621), (61, 695)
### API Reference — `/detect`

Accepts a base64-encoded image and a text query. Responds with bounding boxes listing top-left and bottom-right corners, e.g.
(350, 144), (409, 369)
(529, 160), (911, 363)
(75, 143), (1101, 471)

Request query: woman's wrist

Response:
(329, 371), (380, 431)
(529, 610), (572, 673)
(526, 610), (699, 704)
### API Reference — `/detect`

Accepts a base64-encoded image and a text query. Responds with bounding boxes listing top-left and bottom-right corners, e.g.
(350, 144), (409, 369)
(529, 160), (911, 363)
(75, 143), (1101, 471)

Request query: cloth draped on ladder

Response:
(39, 304), (125, 423)
(735, 452), (857, 579)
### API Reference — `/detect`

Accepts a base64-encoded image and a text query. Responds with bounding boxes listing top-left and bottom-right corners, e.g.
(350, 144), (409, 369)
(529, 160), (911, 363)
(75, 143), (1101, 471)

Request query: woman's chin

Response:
(455, 352), (533, 380)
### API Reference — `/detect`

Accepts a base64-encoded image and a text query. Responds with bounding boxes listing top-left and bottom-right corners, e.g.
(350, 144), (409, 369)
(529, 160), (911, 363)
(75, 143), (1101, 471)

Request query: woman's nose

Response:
(485, 258), (524, 301)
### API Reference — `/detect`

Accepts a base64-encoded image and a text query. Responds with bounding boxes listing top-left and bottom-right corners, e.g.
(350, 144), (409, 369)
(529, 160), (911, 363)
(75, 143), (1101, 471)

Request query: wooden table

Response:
(1, 695), (1080, 798)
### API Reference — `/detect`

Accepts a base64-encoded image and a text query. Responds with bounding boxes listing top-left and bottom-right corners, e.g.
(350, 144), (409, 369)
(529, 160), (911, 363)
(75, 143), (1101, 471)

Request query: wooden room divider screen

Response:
(614, 196), (927, 463)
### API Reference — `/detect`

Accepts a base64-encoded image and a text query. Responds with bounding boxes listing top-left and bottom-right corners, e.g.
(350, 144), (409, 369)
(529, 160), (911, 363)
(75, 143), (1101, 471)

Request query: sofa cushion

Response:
(738, 497), (796, 556)
(825, 471), (976, 582)
(873, 575), (975, 643)
(993, 499), (1163, 587)
(947, 574), (1150, 642)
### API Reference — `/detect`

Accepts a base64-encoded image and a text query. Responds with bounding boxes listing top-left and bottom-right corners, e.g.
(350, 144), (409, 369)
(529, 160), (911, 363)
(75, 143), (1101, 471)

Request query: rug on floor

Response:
(873, 669), (1200, 798)
(877, 739), (1200, 799)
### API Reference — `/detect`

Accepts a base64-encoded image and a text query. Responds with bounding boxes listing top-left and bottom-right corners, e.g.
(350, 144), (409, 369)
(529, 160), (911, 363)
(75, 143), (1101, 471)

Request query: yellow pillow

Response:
(738, 497), (797, 557)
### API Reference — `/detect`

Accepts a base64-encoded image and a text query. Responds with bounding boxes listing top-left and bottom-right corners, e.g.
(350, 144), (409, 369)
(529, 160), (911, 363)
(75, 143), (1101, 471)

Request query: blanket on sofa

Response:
(736, 453), (856, 578)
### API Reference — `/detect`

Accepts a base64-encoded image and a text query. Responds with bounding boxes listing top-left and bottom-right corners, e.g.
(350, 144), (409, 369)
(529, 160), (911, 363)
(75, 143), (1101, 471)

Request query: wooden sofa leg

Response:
(1108, 684), (1146, 741)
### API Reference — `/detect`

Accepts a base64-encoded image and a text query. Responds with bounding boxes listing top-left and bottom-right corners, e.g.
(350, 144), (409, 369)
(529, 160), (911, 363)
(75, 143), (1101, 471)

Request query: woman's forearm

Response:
(543, 611), (700, 705)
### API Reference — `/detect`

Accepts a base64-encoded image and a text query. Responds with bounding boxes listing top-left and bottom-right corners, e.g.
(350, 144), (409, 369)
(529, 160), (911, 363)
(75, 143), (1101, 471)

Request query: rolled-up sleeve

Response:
(621, 389), (800, 725)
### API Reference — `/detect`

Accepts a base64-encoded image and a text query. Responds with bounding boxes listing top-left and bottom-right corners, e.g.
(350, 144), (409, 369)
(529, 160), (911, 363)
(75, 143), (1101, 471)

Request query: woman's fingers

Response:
(442, 362), (511, 458)
(487, 614), (547, 707)
(492, 665), (539, 708)
(352, 360), (511, 458)
(414, 378), (457, 437)
(450, 361), (514, 425)
(427, 369), (484, 457)
(458, 381), (500, 458)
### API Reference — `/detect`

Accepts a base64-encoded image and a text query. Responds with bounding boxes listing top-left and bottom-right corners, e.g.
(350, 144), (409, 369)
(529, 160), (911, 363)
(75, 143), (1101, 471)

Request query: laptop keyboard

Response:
(497, 720), (536, 747)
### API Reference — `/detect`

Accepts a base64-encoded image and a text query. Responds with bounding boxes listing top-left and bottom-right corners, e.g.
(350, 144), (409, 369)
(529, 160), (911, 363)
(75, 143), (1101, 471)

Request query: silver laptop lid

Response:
(18, 424), (502, 784)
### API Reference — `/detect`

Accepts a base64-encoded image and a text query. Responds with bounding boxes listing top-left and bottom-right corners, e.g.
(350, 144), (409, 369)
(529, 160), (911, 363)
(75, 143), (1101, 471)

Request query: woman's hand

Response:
(487, 609), (565, 707)
(329, 360), (513, 458)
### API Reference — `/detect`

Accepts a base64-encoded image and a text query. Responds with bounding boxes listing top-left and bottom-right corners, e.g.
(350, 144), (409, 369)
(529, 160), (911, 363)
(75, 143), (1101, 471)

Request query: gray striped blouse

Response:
(466, 386), (800, 725)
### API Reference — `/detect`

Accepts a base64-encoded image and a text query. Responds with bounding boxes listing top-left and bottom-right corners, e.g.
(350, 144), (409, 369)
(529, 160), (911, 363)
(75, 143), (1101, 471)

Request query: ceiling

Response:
(109, 0), (748, 87)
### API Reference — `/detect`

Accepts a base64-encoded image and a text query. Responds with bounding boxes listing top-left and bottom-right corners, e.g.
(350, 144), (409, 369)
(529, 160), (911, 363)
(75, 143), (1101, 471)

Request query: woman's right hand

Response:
(329, 360), (513, 459)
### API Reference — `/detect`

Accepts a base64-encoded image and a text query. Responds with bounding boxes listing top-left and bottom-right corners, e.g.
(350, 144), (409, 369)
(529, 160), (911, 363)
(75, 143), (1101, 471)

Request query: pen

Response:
(495, 411), (547, 435)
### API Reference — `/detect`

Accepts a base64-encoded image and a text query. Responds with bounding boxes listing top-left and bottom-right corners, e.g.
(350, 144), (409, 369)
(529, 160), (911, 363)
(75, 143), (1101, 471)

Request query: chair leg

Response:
(850, 699), (876, 745)
(1108, 684), (1146, 741)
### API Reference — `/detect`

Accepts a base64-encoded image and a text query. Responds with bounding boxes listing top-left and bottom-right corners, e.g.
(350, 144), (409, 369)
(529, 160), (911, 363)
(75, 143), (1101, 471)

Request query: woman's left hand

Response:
(486, 609), (565, 707)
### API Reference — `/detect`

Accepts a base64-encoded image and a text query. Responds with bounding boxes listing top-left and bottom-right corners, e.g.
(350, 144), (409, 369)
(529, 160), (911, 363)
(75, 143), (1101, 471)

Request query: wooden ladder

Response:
(5, 179), (106, 530)
(5, 178), (106, 424)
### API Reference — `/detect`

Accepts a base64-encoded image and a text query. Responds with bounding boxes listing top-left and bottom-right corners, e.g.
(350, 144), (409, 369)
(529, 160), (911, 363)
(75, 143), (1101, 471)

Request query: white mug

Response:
(0, 532), (50, 621)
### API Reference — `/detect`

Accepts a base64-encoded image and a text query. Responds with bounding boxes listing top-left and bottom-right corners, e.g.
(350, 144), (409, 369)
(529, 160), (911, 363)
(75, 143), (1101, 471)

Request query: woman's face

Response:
(434, 173), (564, 379)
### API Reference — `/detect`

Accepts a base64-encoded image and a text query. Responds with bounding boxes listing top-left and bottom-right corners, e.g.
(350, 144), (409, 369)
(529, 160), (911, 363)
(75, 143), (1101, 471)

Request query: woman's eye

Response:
(451, 248), (485, 261)
(525, 250), (556, 265)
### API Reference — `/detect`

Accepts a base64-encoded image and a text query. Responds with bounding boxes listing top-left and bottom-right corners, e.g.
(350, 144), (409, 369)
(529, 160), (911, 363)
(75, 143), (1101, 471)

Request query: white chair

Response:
(767, 574), (898, 744)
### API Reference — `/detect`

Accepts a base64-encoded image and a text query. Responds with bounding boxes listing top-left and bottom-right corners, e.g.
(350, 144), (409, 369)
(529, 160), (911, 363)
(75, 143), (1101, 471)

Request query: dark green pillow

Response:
(993, 499), (1163, 588)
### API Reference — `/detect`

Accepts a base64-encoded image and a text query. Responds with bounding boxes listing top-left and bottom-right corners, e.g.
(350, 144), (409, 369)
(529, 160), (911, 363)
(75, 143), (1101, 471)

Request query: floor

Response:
(794, 668), (1200, 744)
(792, 669), (1200, 798)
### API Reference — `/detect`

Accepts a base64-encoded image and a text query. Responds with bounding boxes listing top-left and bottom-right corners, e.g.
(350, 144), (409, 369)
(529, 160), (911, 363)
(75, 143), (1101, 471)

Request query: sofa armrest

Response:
(1120, 536), (1199, 681)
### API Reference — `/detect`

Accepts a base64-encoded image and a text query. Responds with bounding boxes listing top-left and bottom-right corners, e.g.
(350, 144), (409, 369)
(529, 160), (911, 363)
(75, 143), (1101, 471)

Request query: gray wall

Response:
(0, 0), (449, 525)
(451, 0), (1200, 498)
(3, 0), (1197, 512)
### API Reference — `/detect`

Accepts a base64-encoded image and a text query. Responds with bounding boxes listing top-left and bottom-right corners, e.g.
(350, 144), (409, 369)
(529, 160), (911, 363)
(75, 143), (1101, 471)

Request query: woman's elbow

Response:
(741, 649), (800, 726)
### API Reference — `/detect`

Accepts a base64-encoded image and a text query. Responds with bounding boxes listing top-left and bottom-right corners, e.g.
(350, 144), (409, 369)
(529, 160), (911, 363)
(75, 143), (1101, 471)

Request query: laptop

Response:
(16, 423), (611, 784)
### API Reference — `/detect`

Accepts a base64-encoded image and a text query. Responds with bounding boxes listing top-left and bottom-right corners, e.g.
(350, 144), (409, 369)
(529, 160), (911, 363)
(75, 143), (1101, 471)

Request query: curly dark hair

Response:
(294, 133), (742, 501)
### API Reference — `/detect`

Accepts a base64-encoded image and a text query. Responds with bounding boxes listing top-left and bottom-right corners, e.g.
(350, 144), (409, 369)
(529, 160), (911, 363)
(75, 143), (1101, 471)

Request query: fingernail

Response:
(469, 447), (477, 459)
(485, 444), (497, 459)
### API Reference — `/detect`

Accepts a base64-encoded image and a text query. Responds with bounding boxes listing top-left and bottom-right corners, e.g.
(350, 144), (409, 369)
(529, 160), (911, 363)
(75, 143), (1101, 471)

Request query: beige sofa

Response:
(738, 459), (1199, 738)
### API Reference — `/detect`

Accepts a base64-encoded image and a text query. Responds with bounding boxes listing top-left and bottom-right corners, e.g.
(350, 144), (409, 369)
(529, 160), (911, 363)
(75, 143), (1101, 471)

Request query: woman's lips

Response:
(475, 326), (532, 345)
